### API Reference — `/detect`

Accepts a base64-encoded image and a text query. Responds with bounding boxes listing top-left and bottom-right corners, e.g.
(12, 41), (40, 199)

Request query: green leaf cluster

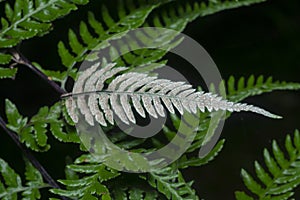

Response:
(0, 158), (47, 200)
(144, 167), (198, 200)
(235, 130), (300, 200)
(5, 99), (79, 152)
(227, 75), (300, 102)
(0, 0), (88, 79)
(0, 0), (89, 49)
(51, 159), (119, 200)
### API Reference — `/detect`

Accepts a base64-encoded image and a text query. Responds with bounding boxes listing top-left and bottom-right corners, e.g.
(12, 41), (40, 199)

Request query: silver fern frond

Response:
(62, 62), (282, 126)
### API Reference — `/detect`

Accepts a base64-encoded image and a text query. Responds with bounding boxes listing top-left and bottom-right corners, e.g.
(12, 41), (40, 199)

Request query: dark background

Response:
(0, 0), (300, 199)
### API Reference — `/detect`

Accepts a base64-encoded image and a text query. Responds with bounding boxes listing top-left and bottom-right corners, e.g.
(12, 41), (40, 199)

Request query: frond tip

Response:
(62, 62), (282, 126)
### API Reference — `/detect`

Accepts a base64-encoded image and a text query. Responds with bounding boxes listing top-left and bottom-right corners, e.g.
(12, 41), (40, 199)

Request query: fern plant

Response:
(0, 158), (47, 199)
(0, 0), (88, 48)
(235, 130), (300, 200)
(0, 0), (299, 199)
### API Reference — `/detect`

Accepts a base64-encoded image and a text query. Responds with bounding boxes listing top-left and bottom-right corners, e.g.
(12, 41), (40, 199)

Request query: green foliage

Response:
(235, 130), (300, 200)
(148, 0), (266, 31)
(0, 52), (16, 78)
(0, 0), (89, 49)
(0, 0), (88, 78)
(0, 158), (47, 199)
(51, 156), (120, 199)
(0, 67), (17, 79)
(56, 0), (266, 88)
(116, 0), (268, 71)
(5, 99), (79, 152)
(56, 0), (164, 88)
(0, 53), (12, 64)
(226, 75), (300, 102)
(143, 166), (198, 200)
(111, 185), (159, 200)
(178, 139), (225, 169)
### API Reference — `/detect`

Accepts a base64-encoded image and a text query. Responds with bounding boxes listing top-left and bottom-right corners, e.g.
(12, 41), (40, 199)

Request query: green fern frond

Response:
(110, 0), (268, 71)
(147, 0), (266, 31)
(100, 0), (268, 74)
(0, 0), (89, 49)
(0, 158), (47, 199)
(0, 52), (12, 64)
(57, 0), (162, 87)
(5, 99), (79, 152)
(227, 75), (300, 102)
(0, 67), (17, 79)
(235, 130), (300, 200)
(56, 0), (266, 87)
(111, 183), (160, 200)
(178, 139), (225, 169)
(51, 160), (120, 199)
(0, 50), (16, 79)
(142, 167), (198, 200)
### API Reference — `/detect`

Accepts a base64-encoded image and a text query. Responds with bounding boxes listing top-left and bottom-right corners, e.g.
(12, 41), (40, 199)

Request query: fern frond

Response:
(57, 155), (163, 199)
(0, 0), (88, 49)
(63, 62), (281, 127)
(108, 0), (268, 72)
(226, 75), (300, 102)
(56, 0), (266, 86)
(0, 52), (12, 64)
(5, 99), (79, 152)
(235, 130), (300, 200)
(51, 159), (120, 199)
(0, 50), (16, 79)
(148, 0), (266, 31)
(57, 0), (162, 87)
(0, 158), (47, 199)
(99, 0), (268, 72)
(142, 166), (198, 200)
(113, 186), (160, 200)
(0, 67), (17, 79)
(178, 139), (225, 169)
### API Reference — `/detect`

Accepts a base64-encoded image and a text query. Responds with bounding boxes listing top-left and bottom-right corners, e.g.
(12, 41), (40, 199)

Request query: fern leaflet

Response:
(0, 0), (88, 48)
(5, 99), (79, 152)
(227, 75), (300, 102)
(142, 166), (198, 200)
(235, 130), (300, 200)
(0, 66), (17, 79)
(51, 158), (120, 199)
(0, 158), (47, 199)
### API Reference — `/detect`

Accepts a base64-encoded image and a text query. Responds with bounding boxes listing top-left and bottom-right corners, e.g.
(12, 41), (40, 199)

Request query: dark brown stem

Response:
(9, 48), (66, 95)
(0, 116), (69, 200)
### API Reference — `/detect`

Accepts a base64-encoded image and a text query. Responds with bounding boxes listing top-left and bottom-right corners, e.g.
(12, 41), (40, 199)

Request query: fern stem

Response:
(10, 49), (66, 95)
(0, 116), (69, 200)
